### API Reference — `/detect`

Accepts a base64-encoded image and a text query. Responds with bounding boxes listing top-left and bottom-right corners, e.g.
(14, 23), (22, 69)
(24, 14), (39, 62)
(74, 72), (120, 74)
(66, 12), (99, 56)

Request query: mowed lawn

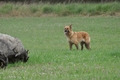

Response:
(0, 16), (120, 80)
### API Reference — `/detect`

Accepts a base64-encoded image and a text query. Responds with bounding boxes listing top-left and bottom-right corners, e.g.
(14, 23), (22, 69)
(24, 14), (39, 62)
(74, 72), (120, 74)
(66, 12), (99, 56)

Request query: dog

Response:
(64, 24), (90, 50)
(0, 53), (8, 69)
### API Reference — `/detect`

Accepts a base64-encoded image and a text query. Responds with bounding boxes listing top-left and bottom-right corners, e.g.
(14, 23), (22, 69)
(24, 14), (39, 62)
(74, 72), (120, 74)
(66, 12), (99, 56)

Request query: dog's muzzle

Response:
(64, 29), (69, 34)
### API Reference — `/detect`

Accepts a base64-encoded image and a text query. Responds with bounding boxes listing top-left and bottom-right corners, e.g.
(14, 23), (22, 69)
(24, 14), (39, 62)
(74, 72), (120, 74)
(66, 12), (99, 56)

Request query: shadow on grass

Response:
(110, 51), (120, 58)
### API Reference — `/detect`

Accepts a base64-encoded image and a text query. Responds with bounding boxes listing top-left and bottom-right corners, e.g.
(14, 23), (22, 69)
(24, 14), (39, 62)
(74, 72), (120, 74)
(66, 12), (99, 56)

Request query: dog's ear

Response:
(69, 24), (72, 29)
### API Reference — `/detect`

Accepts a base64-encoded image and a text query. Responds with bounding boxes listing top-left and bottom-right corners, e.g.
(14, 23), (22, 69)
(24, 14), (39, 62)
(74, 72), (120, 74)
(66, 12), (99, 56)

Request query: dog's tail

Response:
(85, 35), (91, 50)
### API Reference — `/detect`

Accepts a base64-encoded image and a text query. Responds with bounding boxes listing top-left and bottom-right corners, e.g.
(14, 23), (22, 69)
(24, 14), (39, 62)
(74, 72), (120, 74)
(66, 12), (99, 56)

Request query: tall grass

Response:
(0, 2), (120, 17)
(0, 4), (13, 14)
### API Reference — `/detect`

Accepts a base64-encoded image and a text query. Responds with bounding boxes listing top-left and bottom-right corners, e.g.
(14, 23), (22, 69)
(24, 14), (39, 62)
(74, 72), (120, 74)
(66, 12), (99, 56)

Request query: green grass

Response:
(0, 2), (120, 17)
(0, 16), (120, 80)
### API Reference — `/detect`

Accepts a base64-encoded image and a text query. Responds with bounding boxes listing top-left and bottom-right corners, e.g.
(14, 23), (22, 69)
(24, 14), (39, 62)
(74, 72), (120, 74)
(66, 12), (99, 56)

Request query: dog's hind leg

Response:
(80, 41), (84, 50)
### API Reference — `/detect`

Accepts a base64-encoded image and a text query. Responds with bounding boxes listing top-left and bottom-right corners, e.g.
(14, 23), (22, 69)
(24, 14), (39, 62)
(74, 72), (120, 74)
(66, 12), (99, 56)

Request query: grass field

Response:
(0, 16), (120, 80)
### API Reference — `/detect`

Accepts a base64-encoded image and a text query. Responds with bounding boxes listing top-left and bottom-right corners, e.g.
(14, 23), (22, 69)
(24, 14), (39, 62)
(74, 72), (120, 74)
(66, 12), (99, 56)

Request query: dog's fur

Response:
(0, 34), (29, 68)
(0, 54), (8, 69)
(64, 24), (90, 50)
(0, 33), (25, 56)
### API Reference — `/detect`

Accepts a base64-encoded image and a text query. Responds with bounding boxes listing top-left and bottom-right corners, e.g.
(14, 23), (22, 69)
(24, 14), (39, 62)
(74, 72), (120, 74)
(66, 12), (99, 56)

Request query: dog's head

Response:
(64, 24), (72, 35)
(15, 49), (29, 63)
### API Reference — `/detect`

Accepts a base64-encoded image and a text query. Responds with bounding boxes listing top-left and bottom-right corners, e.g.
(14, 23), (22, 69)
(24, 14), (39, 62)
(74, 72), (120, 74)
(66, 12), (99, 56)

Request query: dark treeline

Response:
(0, 0), (120, 3)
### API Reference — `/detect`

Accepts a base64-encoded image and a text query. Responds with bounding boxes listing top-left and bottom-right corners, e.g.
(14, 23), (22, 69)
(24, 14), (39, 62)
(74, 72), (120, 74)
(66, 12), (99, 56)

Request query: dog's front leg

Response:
(69, 41), (73, 50)
(74, 41), (79, 50)
(75, 44), (79, 50)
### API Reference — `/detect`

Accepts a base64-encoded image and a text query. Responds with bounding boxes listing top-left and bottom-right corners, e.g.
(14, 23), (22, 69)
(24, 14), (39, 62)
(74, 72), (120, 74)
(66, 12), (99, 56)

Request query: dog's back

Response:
(76, 31), (90, 44)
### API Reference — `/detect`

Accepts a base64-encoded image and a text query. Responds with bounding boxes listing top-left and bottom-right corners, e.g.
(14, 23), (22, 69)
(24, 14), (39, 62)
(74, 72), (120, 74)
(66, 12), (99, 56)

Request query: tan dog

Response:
(64, 24), (90, 50)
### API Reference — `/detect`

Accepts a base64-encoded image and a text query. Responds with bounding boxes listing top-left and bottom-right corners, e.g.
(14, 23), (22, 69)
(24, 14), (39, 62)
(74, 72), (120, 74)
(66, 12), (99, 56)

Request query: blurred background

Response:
(0, 0), (120, 3)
